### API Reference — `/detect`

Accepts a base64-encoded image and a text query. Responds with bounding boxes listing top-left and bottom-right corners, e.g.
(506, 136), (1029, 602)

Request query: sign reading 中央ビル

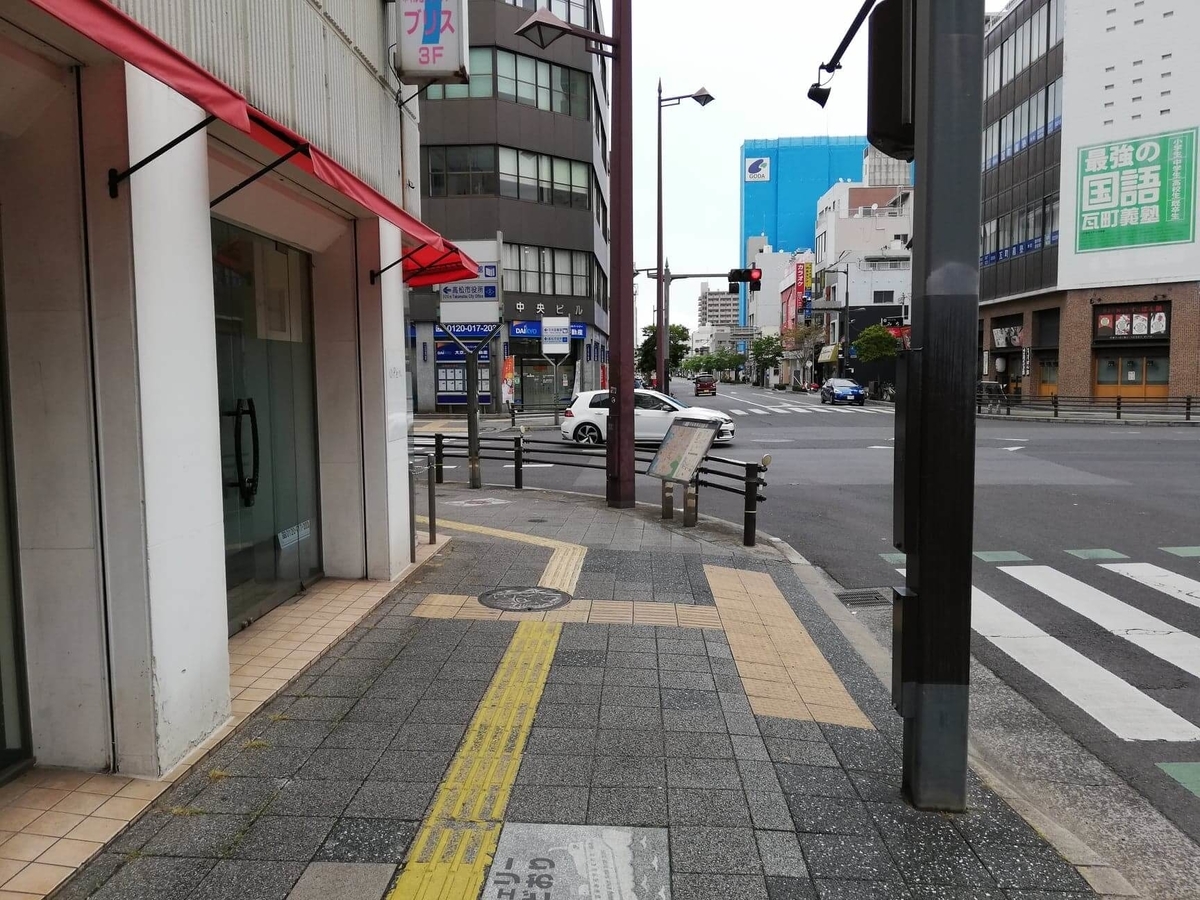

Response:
(745, 157), (771, 182)
(1076, 128), (1197, 253)
(395, 0), (470, 84)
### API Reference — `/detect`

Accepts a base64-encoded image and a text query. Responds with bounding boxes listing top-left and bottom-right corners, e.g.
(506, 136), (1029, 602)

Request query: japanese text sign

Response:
(1076, 128), (1197, 252)
(396, 0), (470, 84)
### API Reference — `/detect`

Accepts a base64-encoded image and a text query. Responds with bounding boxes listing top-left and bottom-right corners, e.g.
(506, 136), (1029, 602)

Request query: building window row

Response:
(982, 78), (1063, 170)
(985, 0), (1064, 97)
(980, 192), (1060, 266)
(503, 243), (595, 299)
(425, 145), (596, 211)
(502, 0), (592, 29)
(424, 47), (590, 121)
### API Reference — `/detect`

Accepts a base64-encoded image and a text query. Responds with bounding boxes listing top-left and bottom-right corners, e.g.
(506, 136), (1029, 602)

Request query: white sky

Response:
(603, 0), (1009, 335)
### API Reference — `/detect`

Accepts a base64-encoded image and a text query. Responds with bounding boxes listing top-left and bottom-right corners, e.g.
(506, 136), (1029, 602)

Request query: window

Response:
(517, 54), (537, 105)
(552, 157), (571, 207)
(1002, 36), (1015, 85)
(1046, 79), (1062, 132)
(426, 146), (495, 197)
(427, 146), (446, 196)
(468, 48), (493, 97)
(503, 242), (596, 298)
(1048, 0), (1063, 46)
(1026, 202), (1043, 248)
(1031, 4), (1046, 61)
(999, 212), (1012, 257)
(1031, 89), (1046, 142)
(873, 290), (895, 304)
(1045, 193), (1060, 244)
(492, 47), (591, 117)
(497, 50), (517, 101)
(1016, 20), (1030, 73)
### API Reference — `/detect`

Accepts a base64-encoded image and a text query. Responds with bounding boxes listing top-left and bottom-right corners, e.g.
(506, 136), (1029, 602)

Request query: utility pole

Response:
(441, 323), (502, 489)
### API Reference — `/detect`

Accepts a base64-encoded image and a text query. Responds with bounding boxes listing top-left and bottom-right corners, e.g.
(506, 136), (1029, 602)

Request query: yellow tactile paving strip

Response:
(410, 594), (723, 629)
(388, 621), (561, 900)
(416, 517), (586, 595)
(706, 565), (873, 729)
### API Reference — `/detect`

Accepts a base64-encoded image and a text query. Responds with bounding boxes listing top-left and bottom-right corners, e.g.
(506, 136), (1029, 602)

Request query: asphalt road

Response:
(441, 376), (1200, 847)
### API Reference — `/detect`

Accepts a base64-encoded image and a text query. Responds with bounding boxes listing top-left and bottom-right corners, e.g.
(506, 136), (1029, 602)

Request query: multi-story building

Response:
(744, 238), (789, 336)
(978, 0), (1199, 399)
(740, 136), (868, 324)
(812, 153), (913, 386)
(410, 0), (612, 412)
(698, 283), (740, 326)
(0, 0), (471, 780)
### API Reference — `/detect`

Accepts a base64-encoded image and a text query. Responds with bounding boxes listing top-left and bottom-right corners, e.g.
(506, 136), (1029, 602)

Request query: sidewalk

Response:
(51, 487), (1102, 900)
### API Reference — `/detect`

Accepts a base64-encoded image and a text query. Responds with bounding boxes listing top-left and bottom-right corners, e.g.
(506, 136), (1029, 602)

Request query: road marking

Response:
(879, 553), (907, 565)
(1000, 446), (1026, 452)
(867, 446), (892, 450)
(896, 567), (1200, 742)
(781, 406), (813, 414)
(1161, 547), (1200, 559)
(503, 463), (553, 468)
(1102, 563), (1200, 611)
(772, 407), (793, 414)
(1065, 549), (1129, 560)
(388, 621), (561, 900)
(750, 409), (770, 416)
(974, 550), (1032, 563)
(1158, 762), (1200, 799)
(730, 409), (749, 416)
(1001, 565), (1200, 681)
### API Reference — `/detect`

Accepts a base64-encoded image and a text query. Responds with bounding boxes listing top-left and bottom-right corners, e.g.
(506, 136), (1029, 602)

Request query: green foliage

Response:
(637, 324), (691, 375)
(750, 335), (783, 369)
(852, 324), (900, 363)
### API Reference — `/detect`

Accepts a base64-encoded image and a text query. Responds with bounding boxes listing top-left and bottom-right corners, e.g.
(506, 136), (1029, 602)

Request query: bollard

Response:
(743, 462), (759, 547)
(426, 453), (436, 544)
(434, 433), (444, 484)
(661, 481), (674, 520)
(408, 460), (417, 563)
(514, 434), (524, 489)
(1187, 396), (1193, 422)
(683, 479), (698, 527)
(1116, 395), (1122, 420)
(1052, 395), (1059, 418)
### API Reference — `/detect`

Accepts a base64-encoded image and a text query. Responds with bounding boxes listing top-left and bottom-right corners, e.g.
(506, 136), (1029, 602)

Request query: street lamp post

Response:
(657, 83), (714, 393)
(517, 5), (636, 508)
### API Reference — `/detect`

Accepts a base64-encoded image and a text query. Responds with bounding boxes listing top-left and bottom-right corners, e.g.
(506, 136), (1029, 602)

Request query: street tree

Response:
(750, 335), (784, 380)
(852, 324), (900, 363)
(637, 324), (691, 376)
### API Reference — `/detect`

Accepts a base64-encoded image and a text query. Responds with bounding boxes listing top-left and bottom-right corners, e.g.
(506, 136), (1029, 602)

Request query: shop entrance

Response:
(213, 220), (322, 634)
(1094, 352), (1170, 400)
(520, 359), (574, 408)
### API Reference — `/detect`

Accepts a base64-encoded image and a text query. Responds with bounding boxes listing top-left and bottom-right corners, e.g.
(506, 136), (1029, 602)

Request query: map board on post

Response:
(647, 418), (721, 484)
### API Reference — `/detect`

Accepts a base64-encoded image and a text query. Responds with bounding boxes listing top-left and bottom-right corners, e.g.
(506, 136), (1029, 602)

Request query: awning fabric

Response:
(27, 0), (477, 286)
(817, 345), (840, 364)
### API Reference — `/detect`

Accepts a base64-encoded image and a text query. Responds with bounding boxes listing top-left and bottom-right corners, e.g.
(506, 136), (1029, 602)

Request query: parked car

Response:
(561, 389), (735, 445)
(820, 378), (867, 406)
(694, 373), (717, 396)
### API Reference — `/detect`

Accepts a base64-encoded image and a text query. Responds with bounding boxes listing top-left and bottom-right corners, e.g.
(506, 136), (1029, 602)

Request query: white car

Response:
(560, 389), (735, 445)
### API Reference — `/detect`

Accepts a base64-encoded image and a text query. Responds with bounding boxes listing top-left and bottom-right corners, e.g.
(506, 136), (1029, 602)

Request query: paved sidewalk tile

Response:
(52, 487), (1097, 900)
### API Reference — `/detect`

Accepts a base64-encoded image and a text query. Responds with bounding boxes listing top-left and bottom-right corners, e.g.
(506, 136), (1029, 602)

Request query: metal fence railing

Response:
(976, 392), (1194, 421)
(410, 432), (770, 546)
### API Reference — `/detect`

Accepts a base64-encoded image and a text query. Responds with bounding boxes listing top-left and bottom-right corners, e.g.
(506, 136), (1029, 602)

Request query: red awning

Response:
(26, 0), (477, 286)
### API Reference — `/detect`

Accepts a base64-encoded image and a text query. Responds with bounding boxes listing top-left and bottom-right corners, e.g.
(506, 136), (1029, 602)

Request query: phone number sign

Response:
(1076, 128), (1197, 253)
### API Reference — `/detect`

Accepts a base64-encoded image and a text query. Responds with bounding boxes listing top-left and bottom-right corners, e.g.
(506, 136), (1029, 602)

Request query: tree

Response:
(781, 323), (825, 354)
(636, 324), (691, 376)
(852, 324), (900, 363)
(682, 355), (709, 374)
(751, 335), (783, 371)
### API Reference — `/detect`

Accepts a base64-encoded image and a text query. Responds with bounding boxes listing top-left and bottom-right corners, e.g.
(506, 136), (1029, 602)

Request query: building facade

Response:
(697, 283), (740, 326)
(410, 0), (612, 412)
(740, 135), (868, 324)
(979, 0), (1199, 399)
(0, 0), (471, 781)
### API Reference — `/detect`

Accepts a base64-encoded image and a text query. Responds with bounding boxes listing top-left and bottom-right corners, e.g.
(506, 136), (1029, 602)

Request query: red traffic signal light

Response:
(749, 268), (763, 282)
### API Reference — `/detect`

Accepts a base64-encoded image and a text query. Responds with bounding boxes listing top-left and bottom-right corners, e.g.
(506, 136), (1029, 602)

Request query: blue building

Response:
(740, 136), (868, 323)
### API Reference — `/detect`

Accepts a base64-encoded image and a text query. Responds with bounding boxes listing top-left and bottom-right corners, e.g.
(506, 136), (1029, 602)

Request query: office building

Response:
(698, 283), (740, 326)
(740, 135), (868, 324)
(411, 0), (612, 411)
(979, 0), (1199, 398)
(0, 0), (470, 780)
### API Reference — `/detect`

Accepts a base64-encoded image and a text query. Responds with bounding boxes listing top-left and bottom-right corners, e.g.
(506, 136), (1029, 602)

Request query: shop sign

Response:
(1093, 302), (1170, 340)
(395, 0), (470, 85)
(1076, 128), (1197, 253)
(1021, 346), (1031, 377)
(434, 323), (495, 339)
(745, 157), (771, 182)
(436, 343), (491, 362)
(510, 321), (587, 339)
(991, 325), (1025, 348)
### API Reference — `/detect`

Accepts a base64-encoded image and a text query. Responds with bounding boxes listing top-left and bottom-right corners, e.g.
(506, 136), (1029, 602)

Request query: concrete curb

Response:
(976, 413), (1196, 426)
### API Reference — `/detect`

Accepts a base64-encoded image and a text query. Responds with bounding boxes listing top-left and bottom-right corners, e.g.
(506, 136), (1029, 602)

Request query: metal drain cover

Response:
(478, 587), (572, 612)
(835, 588), (893, 609)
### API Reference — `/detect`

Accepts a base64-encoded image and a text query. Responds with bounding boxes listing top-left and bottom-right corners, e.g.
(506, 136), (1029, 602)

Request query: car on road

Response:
(561, 389), (735, 445)
(820, 378), (867, 406)
(694, 373), (717, 396)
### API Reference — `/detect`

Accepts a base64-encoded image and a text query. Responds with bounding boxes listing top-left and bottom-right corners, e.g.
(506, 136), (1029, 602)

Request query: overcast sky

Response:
(603, 0), (1009, 335)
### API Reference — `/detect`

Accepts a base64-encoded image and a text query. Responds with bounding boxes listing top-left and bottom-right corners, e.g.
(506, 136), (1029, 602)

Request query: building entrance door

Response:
(212, 220), (322, 634)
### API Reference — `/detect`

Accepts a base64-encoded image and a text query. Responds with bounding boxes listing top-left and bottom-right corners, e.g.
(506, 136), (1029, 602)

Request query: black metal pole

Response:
(743, 461), (758, 547)
(434, 433), (444, 484)
(897, 0), (984, 812)
(657, 80), (667, 394)
(426, 453), (437, 543)
(514, 435), (524, 489)
(466, 350), (482, 488)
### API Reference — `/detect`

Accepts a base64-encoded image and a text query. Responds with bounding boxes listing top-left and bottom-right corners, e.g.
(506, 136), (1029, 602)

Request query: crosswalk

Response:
(726, 404), (895, 417)
(892, 554), (1200, 742)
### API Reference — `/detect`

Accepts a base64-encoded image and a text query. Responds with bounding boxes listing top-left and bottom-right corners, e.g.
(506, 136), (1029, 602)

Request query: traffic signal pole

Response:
(895, 0), (984, 811)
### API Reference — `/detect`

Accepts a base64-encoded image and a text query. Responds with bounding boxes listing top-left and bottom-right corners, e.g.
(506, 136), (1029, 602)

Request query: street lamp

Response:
(657, 82), (714, 393)
(517, 4), (636, 508)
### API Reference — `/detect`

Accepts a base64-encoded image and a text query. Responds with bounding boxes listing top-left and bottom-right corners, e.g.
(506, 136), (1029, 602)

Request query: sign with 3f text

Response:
(1076, 128), (1197, 252)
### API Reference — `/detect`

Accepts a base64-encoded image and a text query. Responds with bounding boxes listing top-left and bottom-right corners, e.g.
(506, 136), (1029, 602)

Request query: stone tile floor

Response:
(47, 489), (1098, 900)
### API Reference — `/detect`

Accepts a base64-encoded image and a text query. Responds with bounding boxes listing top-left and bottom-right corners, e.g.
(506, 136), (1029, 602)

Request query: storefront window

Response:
(1096, 357), (1119, 385)
(1145, 356), (1170, 384)
(1124, 357), (1144, 385)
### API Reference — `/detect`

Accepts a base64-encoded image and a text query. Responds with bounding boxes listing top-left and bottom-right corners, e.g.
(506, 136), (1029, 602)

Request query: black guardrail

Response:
(976, 392), (1193, 420)
(410, 432), (769, 546)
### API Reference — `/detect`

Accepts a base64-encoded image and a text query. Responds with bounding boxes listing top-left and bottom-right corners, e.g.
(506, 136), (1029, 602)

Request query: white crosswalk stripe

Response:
(718, 403), (895, 417)
(749, 409), (770, 415)
(730, 409), (749, 416)
(896, 562), (1200, 742)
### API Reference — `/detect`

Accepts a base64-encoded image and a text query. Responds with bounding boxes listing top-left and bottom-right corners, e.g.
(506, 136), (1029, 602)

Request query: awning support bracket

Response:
(210, 145), (308, 209)
(370, 243), (427, 286)
(108, 114), (217, 199)
(404, 249), (456, 283)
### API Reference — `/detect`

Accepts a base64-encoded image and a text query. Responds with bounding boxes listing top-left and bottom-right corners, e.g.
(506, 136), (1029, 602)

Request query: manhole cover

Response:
(478, 587), (571, 611)
(835, 588), (893, 609)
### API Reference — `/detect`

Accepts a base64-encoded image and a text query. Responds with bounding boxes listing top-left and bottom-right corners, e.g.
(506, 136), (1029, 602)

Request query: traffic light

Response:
(867, 0), (915, 161)
(728, 267), (764, 292)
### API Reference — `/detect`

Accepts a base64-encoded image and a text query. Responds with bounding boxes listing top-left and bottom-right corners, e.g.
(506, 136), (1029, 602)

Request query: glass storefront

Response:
(212, 220), (322, 634)
(1094, 352), (1170, 399)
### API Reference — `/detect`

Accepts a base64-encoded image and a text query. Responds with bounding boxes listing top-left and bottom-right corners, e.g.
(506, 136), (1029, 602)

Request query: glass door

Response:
(213, 220), (322, 634)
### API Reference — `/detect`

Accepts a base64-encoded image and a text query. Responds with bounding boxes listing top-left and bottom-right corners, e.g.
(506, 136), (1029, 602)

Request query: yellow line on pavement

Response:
(388, 620), (561, 900)
(416, 516), (586, 595)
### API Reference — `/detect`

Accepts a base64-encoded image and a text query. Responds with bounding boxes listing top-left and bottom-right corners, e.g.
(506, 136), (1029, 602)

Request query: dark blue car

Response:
(820, 378), (867, 406)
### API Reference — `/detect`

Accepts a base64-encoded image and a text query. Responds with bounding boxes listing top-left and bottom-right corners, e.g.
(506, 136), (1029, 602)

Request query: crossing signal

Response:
(728, 267), (764, 292)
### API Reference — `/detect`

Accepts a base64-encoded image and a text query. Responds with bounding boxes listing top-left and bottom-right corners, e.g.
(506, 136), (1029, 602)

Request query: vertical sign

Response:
(396, 0), (469, 84)
(542, 317), (572, 355)
(1076, 128), (1197, 252)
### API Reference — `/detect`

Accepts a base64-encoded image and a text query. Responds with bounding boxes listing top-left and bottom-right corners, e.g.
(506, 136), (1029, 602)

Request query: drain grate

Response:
(478, 587), (572, 612)
(835, 588), (893, 609)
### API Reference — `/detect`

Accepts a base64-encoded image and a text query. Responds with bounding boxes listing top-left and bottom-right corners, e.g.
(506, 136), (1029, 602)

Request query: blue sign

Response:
(434, 323), (496, 339)
(510, 321), (587, 339)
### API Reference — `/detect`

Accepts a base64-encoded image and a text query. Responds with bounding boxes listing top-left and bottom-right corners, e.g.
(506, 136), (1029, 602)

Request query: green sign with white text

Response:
(1075, 128), (1197, 253)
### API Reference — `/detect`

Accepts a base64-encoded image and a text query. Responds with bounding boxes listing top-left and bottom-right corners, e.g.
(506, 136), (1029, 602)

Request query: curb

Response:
(977, 413), (1195, 427)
